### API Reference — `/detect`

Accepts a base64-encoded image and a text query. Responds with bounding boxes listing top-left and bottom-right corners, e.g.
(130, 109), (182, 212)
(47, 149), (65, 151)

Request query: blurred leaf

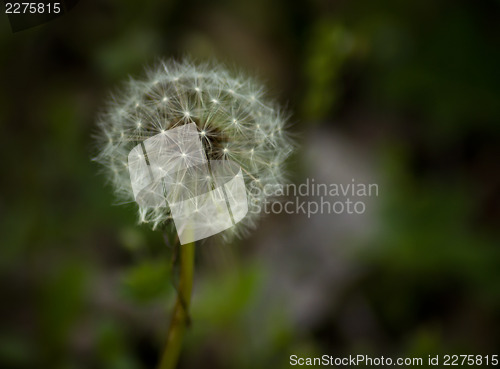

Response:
(192, 263), (263, 324)
(121, 260), (171, 304)
(302, 21), (357, 120)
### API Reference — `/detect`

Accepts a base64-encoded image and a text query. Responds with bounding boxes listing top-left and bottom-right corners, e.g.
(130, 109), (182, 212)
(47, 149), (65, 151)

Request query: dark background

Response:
(0, 0), (499, 368)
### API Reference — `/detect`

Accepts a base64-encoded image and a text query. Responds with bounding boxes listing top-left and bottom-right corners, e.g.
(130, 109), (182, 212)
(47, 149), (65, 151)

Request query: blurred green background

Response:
(0, 0), (499, 368)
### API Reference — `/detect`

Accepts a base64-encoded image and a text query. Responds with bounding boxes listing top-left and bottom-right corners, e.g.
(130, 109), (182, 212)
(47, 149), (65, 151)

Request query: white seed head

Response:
(94, 59), (293, 239)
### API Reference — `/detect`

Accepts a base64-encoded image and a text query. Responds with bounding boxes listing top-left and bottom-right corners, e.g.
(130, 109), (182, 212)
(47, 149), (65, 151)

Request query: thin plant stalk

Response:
(158, 241), (195, 369)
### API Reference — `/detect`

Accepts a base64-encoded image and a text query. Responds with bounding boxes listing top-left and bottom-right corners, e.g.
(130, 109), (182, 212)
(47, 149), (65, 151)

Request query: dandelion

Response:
(94, 59), (293, 239)
(93, 59), (293, 369)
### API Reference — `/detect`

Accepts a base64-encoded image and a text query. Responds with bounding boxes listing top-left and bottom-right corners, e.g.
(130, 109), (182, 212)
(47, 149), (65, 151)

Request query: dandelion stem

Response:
(158, 241), (195, 369)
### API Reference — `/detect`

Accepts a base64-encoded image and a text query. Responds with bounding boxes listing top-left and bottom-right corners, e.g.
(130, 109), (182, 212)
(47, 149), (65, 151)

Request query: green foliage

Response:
(192, 263), (262, 324)
(96, 320), (142, 369)
(121, 261), (172, 304)
(302, 22), (356, 120)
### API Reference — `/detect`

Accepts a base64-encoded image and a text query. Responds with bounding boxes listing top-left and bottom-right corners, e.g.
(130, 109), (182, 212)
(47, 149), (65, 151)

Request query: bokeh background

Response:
(1, 0), (499, 368)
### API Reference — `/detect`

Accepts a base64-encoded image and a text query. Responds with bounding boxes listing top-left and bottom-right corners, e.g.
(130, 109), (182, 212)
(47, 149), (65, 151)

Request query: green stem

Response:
(158, 241), (195, 369)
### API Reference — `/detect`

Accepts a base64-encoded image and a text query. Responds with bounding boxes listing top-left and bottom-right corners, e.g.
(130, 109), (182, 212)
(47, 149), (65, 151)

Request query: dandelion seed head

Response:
(94, 59), (293, 239)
